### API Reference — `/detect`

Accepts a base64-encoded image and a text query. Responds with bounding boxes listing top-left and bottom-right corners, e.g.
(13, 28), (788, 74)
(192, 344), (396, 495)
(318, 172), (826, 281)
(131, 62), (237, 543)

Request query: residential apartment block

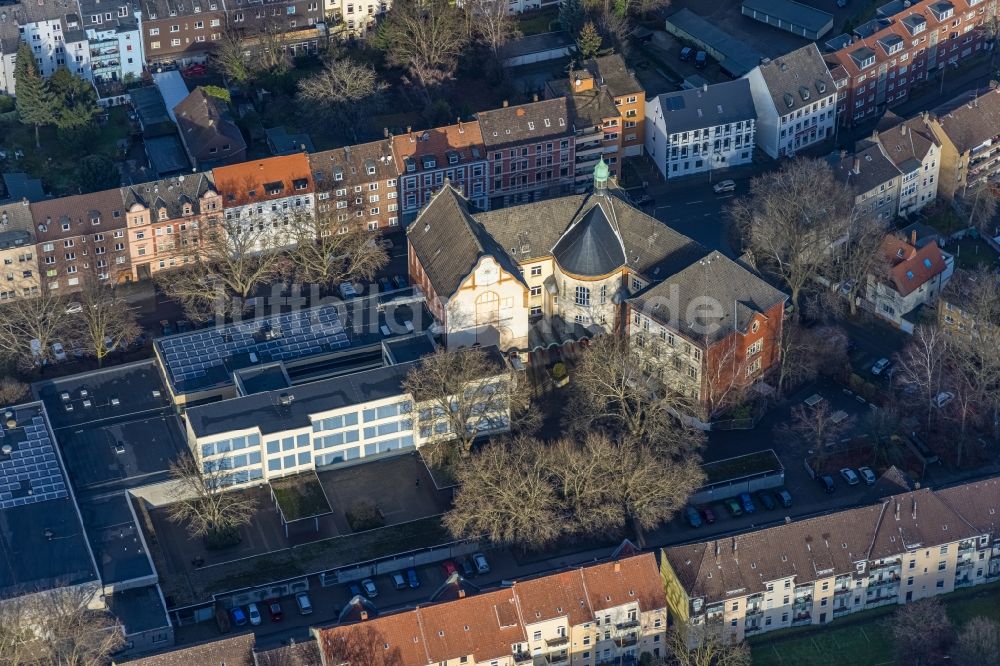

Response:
(0, 227), (40, 301)
(328, 0), (388, 35)
(863, 231), (953, 331)
(477, 97), (576, 209)
(392, 122), (488, 224)
(829, 143), (905, 222)
(31, 188), (132, 292)
(627, 251), (787, 419)
(662, 475), (1000, 643)
(121, 172), (222, 280)
(78, 0), (144, 101)
(214, 153), (314, 249)
(0, 2), (92, 96)
(141, 0), (227, 66)
(224, 0), (326, 57)
(923, 84), (1000, 199)
(825, 0), (995, 127)
(645, 80), (757, 180)
(184, 345), (510, 488)
(309, 139), (399, 232)
(871, 112), (942, 215)
(745, 43), (837, 159)
(315, 553), (668, 665)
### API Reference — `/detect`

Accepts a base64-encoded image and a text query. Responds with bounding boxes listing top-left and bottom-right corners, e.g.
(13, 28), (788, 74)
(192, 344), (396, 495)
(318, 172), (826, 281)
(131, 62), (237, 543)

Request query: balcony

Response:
(793, 595), (813, 609)
(576, 141), (603, 156)
(615, 618), (640, 631)
(512, 653), (532, 664)
(545, 635), (569, 648)
(545, 654), (570, 666)
(614, 633), (638, 648)
(791, 613), (812, 627)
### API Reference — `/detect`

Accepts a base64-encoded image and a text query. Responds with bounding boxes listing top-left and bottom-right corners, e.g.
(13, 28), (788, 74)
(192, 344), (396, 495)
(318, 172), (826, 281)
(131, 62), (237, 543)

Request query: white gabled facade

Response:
(0, 12), (92, 96)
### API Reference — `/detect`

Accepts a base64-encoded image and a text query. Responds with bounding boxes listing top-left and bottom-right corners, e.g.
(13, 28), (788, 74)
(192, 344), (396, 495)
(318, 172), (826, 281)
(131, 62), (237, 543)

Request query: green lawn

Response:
(751, 583), (1000, 666)
(517, 7), (560, 36)
(950, 236), (1000, 270)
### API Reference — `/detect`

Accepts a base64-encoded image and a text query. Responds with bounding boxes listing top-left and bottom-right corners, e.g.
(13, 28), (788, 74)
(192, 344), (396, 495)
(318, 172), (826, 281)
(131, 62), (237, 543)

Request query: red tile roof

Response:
(212, 154), (313, 208)
(882, 236), (948, 296)
(391, 123), (486, 175)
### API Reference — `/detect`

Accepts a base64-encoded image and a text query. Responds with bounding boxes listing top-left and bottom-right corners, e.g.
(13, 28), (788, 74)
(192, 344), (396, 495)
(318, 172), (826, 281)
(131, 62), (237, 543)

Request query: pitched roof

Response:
(213, 154), (314, 207)
(173, 87), (246, 163)
(30, 189), (128, 242)
(477, 98), (572, 150)
(548, 78), (621, 127)
(419, 589), (527, 664)
(512, 568), (592, 627)
(309, 139), (395, 191)
(253, 640), (322, 666)
(869, 487), (977, 560)
(828, 142), (902, 195)
(121, 172), (217, 218)
(314, 604), (430, 665)
(933, 85), (1000, 153)
(391, 123), (486, 175)
(754, 43), (837, 115)
(0, 199), (35, 233)
(651, 79), (756, 134)
(552, 203), (627, 277)
(583, 54), (643, 98)
(630, 250), (787, 344)
(874, 114), (939, 170)
(580, 552), (665, 614)
(115, 633), (255, 666)
(881, 236), (947, 296)
(937, 477), (1000, 535)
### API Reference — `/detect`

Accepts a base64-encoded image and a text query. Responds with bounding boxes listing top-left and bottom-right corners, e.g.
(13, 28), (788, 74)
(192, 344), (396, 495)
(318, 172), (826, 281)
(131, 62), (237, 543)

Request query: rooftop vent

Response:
(278, 393), (294, 406)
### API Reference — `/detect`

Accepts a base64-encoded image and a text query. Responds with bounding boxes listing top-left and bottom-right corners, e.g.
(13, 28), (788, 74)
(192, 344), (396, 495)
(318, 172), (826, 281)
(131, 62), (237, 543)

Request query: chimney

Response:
(383, 127), (389, 138)
(911, 229), (917, 246)
(872, 129), (878, 140)
(533, 93), (539, 102)
(360, 610), (369, 621)
(895, 500), (900, 521)
(457, 118), (463, 133)
(912, 498), (917, 520)
(502, 100), (509, 108)
(852, 157), (861, 174)
(901, 124), (907, 136)
(407, 125), (412, 135)
(703, 83), (708, 93)
(458, 589), (466, 598)
(614, 561), (621, 572)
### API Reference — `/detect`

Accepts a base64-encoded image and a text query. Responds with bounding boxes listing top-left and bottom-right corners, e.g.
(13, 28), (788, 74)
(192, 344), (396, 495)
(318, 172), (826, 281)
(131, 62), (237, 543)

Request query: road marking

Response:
(703, 213), (712, 217)
(718, 194), (735, 199)
(686, 200), (703, 205)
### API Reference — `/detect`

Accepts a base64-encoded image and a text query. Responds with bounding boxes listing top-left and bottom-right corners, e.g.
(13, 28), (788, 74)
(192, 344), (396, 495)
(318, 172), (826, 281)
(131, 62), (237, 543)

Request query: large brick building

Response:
(141, 0), (227, 66)
(309, 139), (399, 232)
(826, 0), (996, 127)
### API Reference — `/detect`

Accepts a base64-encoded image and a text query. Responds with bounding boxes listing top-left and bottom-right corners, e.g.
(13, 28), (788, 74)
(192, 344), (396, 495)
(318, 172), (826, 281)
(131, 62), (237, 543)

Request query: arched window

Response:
(475, 291), (500, 325)
(575, 285), (590, 307)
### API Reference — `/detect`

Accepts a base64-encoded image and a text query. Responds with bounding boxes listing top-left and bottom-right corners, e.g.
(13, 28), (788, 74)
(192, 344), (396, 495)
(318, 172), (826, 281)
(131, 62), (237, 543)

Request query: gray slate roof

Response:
(583, 54), (643, 98)
(933, 86), (1000, 153)
(552, 205), (626, 277)
(121, 172), (216, 218)
(828, 142), (902, 195)
(629, 250), (787, 344)
(754, 43), (837, 115)
(477, 98), (572, 150)
(873, 113), (939, 170)
(653, 79), (756, 134)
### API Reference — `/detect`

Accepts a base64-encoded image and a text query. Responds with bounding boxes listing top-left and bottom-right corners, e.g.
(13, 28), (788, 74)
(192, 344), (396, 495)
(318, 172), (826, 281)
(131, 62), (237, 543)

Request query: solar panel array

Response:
(0, 414), (68, 509)
(159, 306), (352, 386)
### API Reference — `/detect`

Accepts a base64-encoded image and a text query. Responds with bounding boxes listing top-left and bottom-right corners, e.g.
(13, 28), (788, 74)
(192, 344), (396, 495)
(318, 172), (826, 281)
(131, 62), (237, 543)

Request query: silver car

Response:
(840, 468), (860, 486)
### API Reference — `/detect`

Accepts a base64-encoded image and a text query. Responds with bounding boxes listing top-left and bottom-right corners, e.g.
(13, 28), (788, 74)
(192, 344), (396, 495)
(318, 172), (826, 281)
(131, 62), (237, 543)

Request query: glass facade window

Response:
(314, 430), (360, 450)
(202, 433), (260, 457)
(362, 402), (412, 422)
(312, 412), (359, 432)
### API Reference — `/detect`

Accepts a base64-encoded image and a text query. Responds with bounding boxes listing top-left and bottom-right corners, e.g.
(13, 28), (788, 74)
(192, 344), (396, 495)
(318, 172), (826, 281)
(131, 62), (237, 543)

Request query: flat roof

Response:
(742, 0), (833, 34)
(234, 363), (291, 396)
(382, 333), (437, 365)
(146, 134), (192, 176)
(0, 403), (99, 600)
(666, 8), (766, 77)
(155, 291), (432, 397)
(186, 345), (505, 439)
(79, 493), (153, 585)
(109, 585), (171, 636)
(500, 31), (574, 59)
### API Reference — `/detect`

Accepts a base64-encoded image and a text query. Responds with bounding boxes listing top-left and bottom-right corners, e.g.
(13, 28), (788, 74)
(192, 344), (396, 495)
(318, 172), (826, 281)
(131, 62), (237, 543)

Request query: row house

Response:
(662, 474), (1000, 644)
(864, 231), (953, 331)
(745, 43), (838, 159)
(30, 189), (132, 292)
(627, 250), (787, 420)
(141, 0), (227, 66)
(328, 0), (387, 35)
(829, 142), (904, 222)
(871, 112), (942, 215)
(477, 97), (576, 209)
(0, 228), (40, 301)
(546, 54), (645, 190)
(0, 3), (92, 96)
(308, 138), (399, 232)
(314, 553), (668, 665)
(78, 0), (144, 102)
(213, 153), (314, 250)
(121, 172), (222, 280)
(224, 0), (326, 57)
(923, 84), (1000, 199)
(645, 79), (757, 180)
(392, 121), (488, 224)
(826, 0), (995, 127)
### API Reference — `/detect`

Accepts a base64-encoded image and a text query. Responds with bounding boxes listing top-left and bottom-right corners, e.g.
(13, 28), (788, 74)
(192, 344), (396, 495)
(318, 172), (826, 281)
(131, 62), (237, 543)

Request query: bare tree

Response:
(565, 335), (705, 454)
(665, 624), (752, 666)
(894, 325), (949, 430)
(862, 406), (902, 467)
(211, 30), (254, 85)
(0, 598), (35, 665)
(284, 211), (388, 290)
(374, 0), (468, 97)
(731, 159), (854, 317)
(444, 437), (562, 549)
(297, 58), (388, 137)
(249, 21), (293, 78)
(544, 436), (621, 536)
(828, 215), (891, 316)
(961, 180), (1000, 233)
(0, 377), (29, 405)
(776, 402), (855, 452)
(775, 323), (848, 397)
(154, 215), (289, 323)
(74, 285), (140, 367)
(317, 624), (405, 666)
(166, 453), (258, 540)
(952, 616), (1000, 664)
(464, 0), (520, 63)
(891, 598), (955, 666)
(404, 347), (534, 458)
(0, 292), (74, 369)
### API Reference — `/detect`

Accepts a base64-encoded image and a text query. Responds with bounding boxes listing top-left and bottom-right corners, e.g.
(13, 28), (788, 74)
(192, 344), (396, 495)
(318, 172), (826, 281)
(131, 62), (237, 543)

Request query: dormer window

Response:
(929, 2), (954, 21)
(183, 204), (192, 216)
(158, 209), (168, 221)
(334, 170), (343, 181)
(293, 178), (309, 191)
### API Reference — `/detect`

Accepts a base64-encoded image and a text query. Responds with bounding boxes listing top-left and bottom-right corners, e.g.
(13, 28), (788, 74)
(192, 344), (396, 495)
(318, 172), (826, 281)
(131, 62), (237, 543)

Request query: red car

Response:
(700, 507), (716, 525)
(442, 560), (458, 577)
(182, 63), (207, 77)
(266, 600), (283, 622)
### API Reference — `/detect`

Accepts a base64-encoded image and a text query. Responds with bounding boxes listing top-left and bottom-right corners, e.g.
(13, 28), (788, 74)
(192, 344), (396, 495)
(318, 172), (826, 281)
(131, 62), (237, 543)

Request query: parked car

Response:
(700, 506), (716, 524)
(267, 600), (282, 622)
(295, 592), (313, 615)
(472, 552), (491, 574)
(247, 602), (261, 626)
(460, 557), (476, 578)
(933, 391), (955, 408)
(685, 506), (703, 528)
(840, 468), (860, 486)
(858, 466), (877, 485)
(182, 63), (207, 77)
(361, 578), (378, 598)
(378, 277), (393, 292)
(756, 491), (776, 511)
(406, 568), (420, 589)
(713, 179), (736, 194)
(871, 358), (891, 375)
(724, 497), (743, 516)
(695, 51), (707, 69)
(442, 560), (458, 577)
(680, 46), (694, 61)
(65, 301), (83, 314)
(739, 492), (756, 514)
(819, 474), (836, 493)
(231, 607), (247, 626)
(52, 343), (67, 362)
(776, 489), (793, 508)
(379, 238), (394, 250)
(392, 274), (408, 289)
(391, 571), (407, 590)
(339, 282), (358, 299)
